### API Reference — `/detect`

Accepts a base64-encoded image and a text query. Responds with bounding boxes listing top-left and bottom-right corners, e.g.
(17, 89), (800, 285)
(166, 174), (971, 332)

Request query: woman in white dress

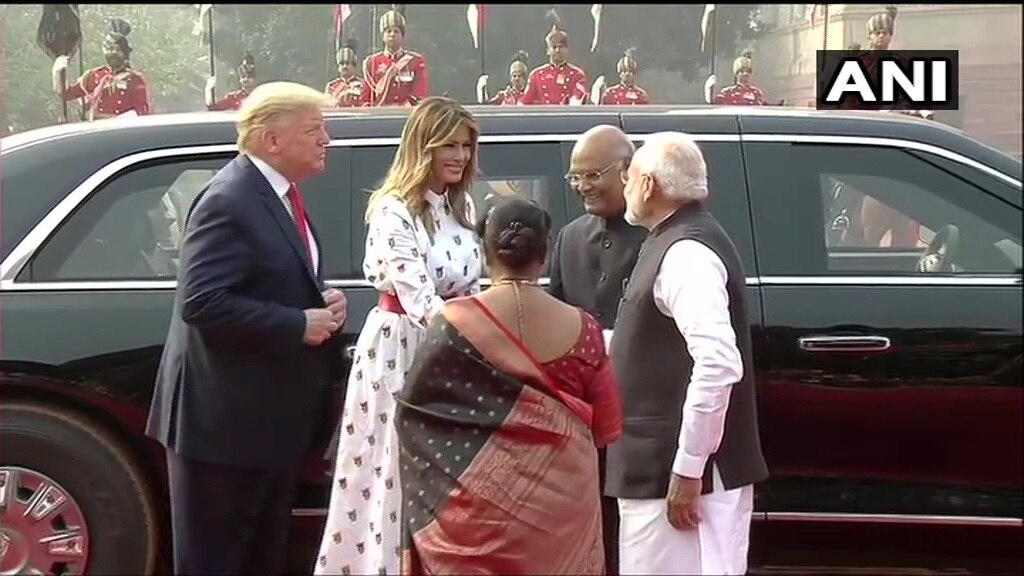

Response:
(316, 97), (483, 576)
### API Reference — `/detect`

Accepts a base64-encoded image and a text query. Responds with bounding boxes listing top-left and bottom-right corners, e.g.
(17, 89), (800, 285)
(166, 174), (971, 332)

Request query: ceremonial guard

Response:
(53, 19), (151, 120)
(477, 50), (529, 105)
(361, 5), (429, 107)
(842, 6), (904, 111)
(521, 13), (589, 106)
(866, 5), (898, 52)
(206, 52), (256, 111)
(599, 48), (650, 105)
(325, 40), (364, 108)
(713, 51), (767, 106)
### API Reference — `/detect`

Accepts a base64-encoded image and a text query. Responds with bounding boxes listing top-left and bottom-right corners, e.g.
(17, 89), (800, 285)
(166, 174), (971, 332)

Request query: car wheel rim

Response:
(0, 467), (89, 576)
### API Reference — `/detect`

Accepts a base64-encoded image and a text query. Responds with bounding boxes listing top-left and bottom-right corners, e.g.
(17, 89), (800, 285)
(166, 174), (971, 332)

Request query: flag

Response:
(700, 4), (716, 53)
(36, 4), (82, 59)
(466, 4), (487, 50)
(193, 4), (213, 46)
(808, 4), (827, 27)
(590, 4), (602, 53)
(333, 4), (352, 52)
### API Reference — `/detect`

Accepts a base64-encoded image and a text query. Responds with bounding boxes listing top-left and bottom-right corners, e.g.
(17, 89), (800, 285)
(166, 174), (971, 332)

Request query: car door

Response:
(744, 135), (1023, 569)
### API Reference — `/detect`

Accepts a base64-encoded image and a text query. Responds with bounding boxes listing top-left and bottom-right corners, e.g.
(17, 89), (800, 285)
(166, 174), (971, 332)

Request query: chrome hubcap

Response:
(0, 467), (89, 576)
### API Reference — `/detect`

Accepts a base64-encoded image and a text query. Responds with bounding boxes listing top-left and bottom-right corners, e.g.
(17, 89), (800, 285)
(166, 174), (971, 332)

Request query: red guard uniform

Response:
(361, 50), (428, 107)
(602, 84), (649, 105)
(326, 41), (365, 108)
(360, 7), (429, 107)
(327, 77), (365, 108)
(63, 66), (151, 119)
(713, 52), (767, 106)
(207, 89), (248, 111)
(713, 84), (767, 106)
(487, 87), (526, 106)
(522, 23), (588, 105)
(481, 51), (529, 106)
(522, 62), (588, 105)
(600, 48), (649, 105)
(207, 53), (255, 112)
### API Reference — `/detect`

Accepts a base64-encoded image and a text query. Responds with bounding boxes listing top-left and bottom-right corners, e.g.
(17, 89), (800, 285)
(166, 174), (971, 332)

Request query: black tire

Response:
(0, 402), (158, 575)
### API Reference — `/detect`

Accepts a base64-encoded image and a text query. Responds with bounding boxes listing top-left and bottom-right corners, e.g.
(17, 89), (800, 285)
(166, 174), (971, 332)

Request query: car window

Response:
(25, 150), (352, 284)
(746, 142), (1022, 276)
(27, 156), (232, 282)
(349, 141), (569, 279)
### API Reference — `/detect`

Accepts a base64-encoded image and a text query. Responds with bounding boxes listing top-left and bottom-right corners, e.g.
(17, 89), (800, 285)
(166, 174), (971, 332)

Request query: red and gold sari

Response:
(395, 296), (609, 575)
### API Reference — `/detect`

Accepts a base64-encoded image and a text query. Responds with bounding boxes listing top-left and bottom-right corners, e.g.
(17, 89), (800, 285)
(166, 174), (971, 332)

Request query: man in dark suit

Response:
(548, 124), (646, 575)
(146, 81), (347, 575)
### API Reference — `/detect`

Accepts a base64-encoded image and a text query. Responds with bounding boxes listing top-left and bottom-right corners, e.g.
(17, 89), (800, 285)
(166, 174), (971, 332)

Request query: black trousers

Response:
(165, 449), (300, 575)
(598, 448), (620, 576)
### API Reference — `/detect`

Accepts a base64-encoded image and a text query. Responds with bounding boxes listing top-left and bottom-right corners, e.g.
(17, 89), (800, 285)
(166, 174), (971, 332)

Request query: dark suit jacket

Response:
(146, 154), (339, 471)
(548, 214), (646, 329)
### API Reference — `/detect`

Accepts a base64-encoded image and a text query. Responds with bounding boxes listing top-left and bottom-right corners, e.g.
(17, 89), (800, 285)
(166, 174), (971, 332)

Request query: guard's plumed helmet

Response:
(617, 47), (638, 74)
(544, 9), (568, 46)
(379, 4), (406, 35)
(866, 5), (898, 35)
(733, 50), (753, 75)
(337, 39), (358, 66)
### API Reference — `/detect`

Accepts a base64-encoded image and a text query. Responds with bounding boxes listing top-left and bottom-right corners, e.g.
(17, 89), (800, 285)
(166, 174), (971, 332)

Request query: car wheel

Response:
(0, 402), (158, 575)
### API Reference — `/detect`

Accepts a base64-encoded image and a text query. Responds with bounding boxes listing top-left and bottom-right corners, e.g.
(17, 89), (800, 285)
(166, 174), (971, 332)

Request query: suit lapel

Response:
(240, 156), (319, 287)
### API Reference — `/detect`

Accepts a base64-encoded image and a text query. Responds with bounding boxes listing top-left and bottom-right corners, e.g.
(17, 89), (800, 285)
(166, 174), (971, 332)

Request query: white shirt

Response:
(652, 239), (743, 480)
(363, 191), (482, 328)
(249, 155), (320, 273)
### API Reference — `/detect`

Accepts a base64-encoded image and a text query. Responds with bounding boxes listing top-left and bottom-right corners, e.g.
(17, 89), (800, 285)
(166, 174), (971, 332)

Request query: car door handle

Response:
(798, 335), (892, 353)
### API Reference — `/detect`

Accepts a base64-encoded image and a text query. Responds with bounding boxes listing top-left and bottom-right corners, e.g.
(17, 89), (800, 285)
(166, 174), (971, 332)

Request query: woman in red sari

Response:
(395, 197), (623, 575)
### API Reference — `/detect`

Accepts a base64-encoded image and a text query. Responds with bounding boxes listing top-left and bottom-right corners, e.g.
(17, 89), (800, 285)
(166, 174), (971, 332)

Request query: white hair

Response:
(236, 81), (331, 153)
(631, 131), (709, 202)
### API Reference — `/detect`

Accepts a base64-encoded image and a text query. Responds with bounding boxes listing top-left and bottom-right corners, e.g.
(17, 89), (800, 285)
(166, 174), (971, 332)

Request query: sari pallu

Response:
(395, 297), (606, 575)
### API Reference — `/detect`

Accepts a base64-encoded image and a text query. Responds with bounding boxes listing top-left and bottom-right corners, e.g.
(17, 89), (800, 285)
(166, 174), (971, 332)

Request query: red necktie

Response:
(286, 184), (313, 264)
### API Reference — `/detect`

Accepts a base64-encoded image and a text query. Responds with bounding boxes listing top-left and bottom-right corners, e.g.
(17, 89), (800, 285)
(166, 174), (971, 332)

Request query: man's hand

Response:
(666, 473), (702, 531)
(322, 289), (348, 328)
(303, 309), (339, 346)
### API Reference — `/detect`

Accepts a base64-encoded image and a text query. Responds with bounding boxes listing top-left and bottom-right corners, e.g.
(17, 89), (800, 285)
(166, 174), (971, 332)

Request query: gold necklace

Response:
(492, 278), (540, 338)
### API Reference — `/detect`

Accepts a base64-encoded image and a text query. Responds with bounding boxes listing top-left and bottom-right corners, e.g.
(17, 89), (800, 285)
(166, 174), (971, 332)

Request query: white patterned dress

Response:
(316, 190), (482, 576)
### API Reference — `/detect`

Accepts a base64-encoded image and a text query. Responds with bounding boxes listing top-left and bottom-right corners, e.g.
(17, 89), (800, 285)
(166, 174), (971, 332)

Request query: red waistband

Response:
(378, 292), (406, 315)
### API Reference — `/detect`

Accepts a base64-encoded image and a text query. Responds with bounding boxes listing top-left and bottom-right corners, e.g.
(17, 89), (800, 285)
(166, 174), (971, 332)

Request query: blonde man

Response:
(610, 132), (768, 575)
(146, 81), (348, 575)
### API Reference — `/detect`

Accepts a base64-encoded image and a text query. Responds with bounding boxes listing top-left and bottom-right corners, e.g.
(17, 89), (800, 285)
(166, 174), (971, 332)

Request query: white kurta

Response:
(315, 191), (481, 576)
(618, 239), (755, 576)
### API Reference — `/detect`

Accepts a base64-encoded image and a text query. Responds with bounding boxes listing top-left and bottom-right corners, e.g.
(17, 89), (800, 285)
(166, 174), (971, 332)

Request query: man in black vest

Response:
(608, 131), (768, 575)
(548, 124), (646, 575)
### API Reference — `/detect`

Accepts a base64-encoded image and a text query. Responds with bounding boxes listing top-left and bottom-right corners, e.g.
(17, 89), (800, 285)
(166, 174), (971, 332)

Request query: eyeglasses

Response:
(564, 158), (630, 188)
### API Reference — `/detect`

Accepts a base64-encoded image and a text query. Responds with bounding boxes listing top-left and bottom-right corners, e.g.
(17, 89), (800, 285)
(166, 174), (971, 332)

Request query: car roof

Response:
(0, 104), (966, 150)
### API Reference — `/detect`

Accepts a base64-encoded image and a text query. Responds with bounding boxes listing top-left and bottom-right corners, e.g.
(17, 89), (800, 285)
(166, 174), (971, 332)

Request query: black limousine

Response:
(1, 105), (1021, 575)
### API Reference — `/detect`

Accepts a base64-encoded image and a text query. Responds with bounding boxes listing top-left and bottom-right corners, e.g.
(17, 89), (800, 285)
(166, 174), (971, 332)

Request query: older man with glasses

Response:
(547, 124), (646, 576)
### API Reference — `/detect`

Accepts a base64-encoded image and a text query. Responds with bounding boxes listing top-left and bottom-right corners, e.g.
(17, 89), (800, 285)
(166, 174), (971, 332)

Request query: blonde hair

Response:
(236, 81), (331, 153)
(365, 96), (479, 236)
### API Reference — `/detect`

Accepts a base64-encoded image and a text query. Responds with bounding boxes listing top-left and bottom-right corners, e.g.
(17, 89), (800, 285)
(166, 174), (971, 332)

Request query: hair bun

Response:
(476, 196), (552, 271)
(495, 226), (537, 268)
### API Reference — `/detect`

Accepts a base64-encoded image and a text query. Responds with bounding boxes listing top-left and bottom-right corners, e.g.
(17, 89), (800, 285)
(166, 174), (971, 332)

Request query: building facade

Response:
(750, 4), (1022, 157)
